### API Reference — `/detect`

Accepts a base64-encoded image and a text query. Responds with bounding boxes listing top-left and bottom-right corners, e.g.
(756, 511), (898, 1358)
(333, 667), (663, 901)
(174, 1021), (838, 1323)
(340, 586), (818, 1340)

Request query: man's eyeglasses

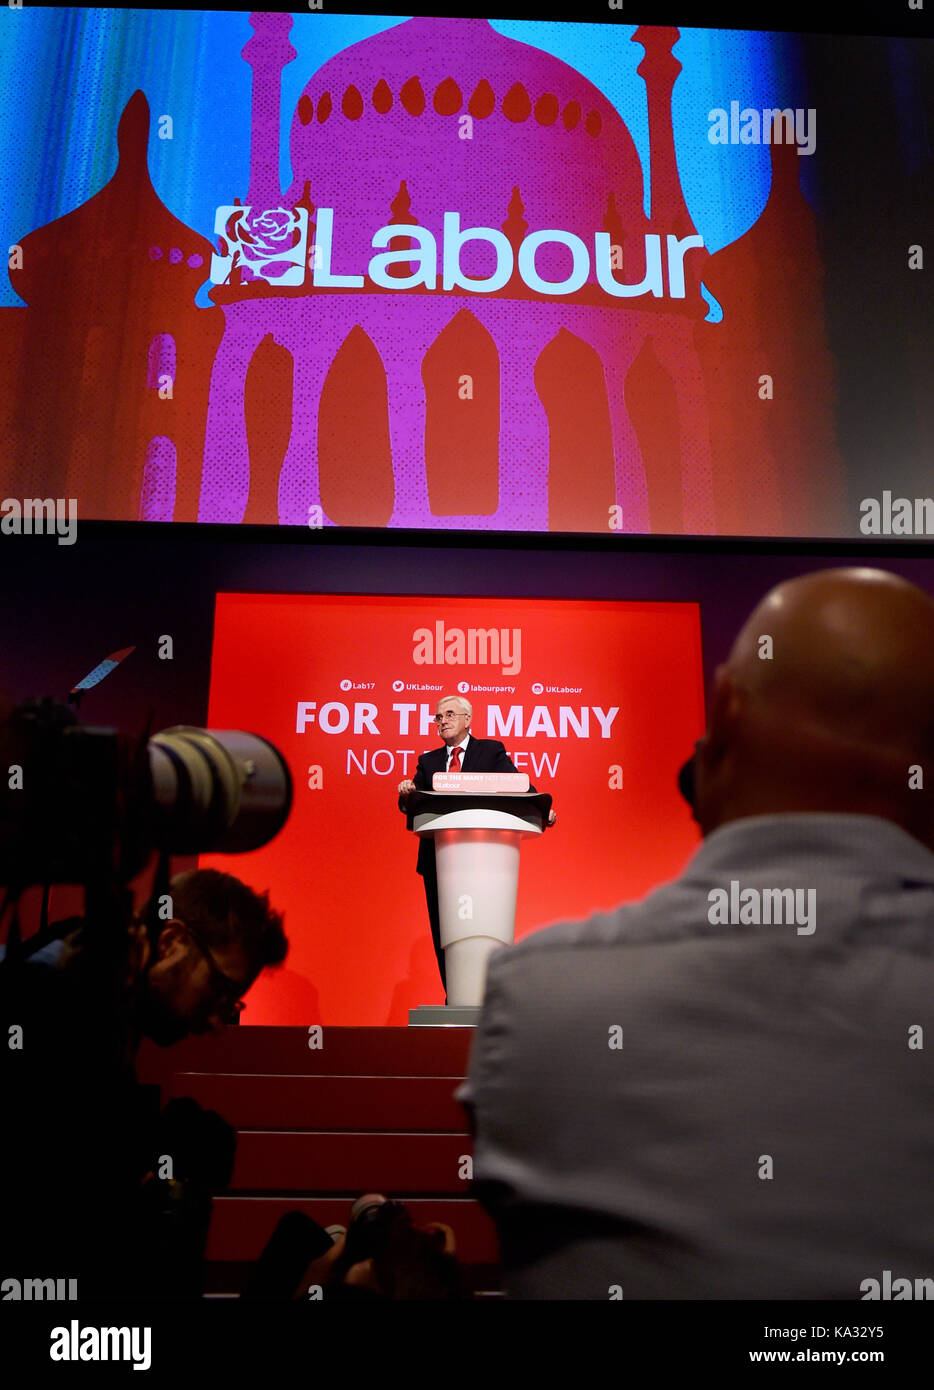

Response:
(184, 923), (246, 1020)
(434, 712), (465, 723)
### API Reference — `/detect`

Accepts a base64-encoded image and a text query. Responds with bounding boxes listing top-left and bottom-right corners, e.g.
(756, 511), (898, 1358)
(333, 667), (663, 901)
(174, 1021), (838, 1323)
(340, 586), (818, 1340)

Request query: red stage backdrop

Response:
(202, 593), (705, 1024)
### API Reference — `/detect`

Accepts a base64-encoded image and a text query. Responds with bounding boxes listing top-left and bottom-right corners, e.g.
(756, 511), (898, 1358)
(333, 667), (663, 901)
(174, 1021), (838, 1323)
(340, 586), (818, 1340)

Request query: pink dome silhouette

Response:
(283, 17), (648, 286)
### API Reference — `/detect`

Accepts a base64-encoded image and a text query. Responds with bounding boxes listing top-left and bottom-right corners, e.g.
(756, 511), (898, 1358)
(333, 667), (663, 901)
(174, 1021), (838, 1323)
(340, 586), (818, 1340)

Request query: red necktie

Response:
(449, 746), (461, 772)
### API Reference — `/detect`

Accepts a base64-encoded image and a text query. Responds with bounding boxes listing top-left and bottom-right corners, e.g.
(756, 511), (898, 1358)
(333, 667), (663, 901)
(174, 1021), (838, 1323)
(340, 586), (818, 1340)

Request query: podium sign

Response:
(431, 771), (530, 794)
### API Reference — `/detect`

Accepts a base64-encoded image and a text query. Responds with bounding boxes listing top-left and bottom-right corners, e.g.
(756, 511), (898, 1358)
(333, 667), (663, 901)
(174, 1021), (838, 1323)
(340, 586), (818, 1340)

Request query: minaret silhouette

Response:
(243, 12), (297, 209)
(633, 27), (694, 237)
(634, 26), (708, 312)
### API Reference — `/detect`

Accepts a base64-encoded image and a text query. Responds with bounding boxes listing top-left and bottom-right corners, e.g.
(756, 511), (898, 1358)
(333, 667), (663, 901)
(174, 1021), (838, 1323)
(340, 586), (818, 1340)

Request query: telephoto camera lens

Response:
(148, 727), (292, 855)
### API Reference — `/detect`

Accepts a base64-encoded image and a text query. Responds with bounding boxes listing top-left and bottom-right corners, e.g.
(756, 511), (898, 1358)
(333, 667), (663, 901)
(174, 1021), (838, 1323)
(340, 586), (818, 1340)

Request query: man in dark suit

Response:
(397, 694), (555, 999)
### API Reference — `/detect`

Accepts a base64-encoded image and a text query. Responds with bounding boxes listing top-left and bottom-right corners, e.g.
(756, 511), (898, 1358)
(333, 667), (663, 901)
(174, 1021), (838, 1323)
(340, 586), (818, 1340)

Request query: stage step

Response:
(163, 1072), (468, 1131)
(135, 1026), (498, 1295)
(231, 1130), (471, 1192)
(137, 1026), (475, 1083)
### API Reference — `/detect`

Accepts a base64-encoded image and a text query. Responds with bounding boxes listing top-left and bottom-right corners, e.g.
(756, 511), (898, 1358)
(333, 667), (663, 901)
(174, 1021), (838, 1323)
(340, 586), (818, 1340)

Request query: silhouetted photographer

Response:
(0, 694), (292, 1298)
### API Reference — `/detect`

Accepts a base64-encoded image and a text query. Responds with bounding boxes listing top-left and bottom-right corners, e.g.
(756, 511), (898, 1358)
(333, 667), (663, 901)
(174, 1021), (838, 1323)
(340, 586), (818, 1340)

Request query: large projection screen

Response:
(1, 11), (930, 537)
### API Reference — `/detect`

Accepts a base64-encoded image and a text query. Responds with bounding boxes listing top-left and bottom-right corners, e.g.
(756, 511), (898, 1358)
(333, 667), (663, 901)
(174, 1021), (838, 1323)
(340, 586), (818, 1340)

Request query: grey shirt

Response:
(456, 814), (934, 1299)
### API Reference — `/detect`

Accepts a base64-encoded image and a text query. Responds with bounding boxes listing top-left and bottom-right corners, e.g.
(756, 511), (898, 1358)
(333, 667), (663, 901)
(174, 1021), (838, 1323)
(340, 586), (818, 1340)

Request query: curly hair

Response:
(164, 868), (288, 976)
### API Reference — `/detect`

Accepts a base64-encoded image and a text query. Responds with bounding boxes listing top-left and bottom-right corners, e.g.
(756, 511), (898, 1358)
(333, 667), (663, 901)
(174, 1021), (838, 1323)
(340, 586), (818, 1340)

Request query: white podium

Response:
(404, 776), (552, 1024)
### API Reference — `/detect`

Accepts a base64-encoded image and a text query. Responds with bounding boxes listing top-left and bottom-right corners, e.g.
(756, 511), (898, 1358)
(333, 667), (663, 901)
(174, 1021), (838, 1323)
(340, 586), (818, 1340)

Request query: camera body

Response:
(342, 1199), (413, 1268)
(0, 696), (293, 895)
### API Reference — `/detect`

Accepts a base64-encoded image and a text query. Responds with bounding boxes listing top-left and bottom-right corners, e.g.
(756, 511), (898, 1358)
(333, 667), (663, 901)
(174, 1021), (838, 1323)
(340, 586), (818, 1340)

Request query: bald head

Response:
(694, 568), (934, 848)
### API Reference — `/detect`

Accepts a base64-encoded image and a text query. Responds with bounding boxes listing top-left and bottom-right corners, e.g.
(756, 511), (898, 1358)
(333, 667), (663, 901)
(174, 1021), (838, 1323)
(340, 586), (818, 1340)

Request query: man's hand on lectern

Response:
(398, 779), (417, 797)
